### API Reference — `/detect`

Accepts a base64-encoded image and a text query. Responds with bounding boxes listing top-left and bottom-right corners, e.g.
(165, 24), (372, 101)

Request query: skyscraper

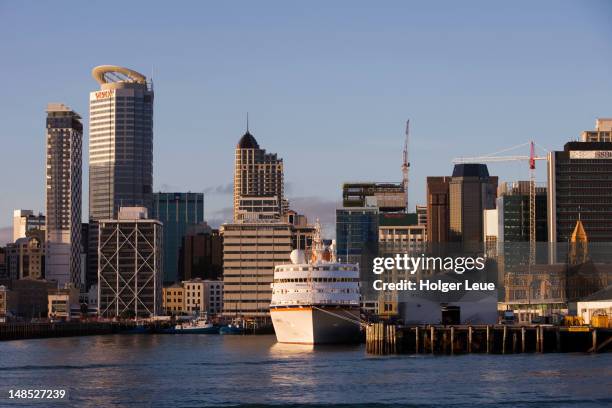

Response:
(152, 192), (204, 283)
(89, 65), (154, 220)
(548, 119), (612, 242)
(449, 164), (498, 243)
(45, 103), (83, 286)
(426, 177), (451, 243)
(88, 65), (154, 290)
(233, 128), (285, 221)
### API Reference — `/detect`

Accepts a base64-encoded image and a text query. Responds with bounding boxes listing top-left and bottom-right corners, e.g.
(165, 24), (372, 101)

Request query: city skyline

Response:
(2, 1), (612, 244)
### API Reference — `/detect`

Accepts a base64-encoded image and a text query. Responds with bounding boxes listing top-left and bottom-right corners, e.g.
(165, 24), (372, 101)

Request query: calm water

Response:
(0, 334), (611, 407)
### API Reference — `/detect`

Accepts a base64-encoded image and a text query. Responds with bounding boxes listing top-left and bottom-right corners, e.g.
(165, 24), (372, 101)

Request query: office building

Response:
(233, 128), (285, 221)
(98, 207), (162, 318)
(45, 103), (83, 287)
(548, 119), (612, 242)
(163, 284), (185, 315)
(13, 210), (45, 242)
(497, 181), (547, 242)
(221, 219), (312, 322)
(152, 192), (204, 283)
(416, 205), (427, 228)
(5, 230), (45, 280)
(426, 177), (451, 243)
(178, 224), (223, 281)
(89, 65), (154, 220)
(342, 182), (406, 213)
(88, 65), (154, 294)
(182, 279), (224, 315)
(449, 164), (498, 243)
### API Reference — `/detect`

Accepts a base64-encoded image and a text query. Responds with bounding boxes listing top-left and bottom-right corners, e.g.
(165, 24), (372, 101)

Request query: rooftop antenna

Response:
(402, 120), (410, 212)
(246, 112), (249, 133)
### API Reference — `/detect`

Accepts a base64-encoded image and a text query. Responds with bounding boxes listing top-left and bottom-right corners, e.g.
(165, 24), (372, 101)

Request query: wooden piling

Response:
(430, 326), (435, 354)
(468, 326), (473, 353)
(415, 327), (419, 354)
(486, 326), (491, 354)
(592, 329), (597, 353)
(450, 327), (455, 355)
(521, 327), (526, 353)
(502, 325), (507, 354)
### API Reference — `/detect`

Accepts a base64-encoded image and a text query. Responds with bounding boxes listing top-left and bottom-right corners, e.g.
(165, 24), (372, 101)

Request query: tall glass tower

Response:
(88, 65), (154, 221)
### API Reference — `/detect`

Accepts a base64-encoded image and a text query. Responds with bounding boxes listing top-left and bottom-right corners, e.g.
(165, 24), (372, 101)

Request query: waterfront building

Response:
(182, 278), (224, 316)
(178, 223), (223, 281)
(0, 248), (6, 280)
(377, 212), (426, 318)
(547, 119), (612, 242)
(10, 279), (56, 320)
(45, 103), (83, 287)
(5, 230), (45, 280)
(163, 284), (185, 315)
(152, 192), (204, 284)
(221, 219), (312, 322)
(0, 285), (18, 322)
(12, 210), (45, 242)
(47, 285), (80, 321)
(449, 164), (498, 243)
(336, 206), (379, 302)
(97, 207), (163, 318)
(426, 177), (451, 243)
(233, 128), (285, 221)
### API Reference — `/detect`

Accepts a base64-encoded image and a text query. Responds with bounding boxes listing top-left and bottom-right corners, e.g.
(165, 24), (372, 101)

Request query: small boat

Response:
(165, 318), (219, 334)
(219, 322), (245, 335)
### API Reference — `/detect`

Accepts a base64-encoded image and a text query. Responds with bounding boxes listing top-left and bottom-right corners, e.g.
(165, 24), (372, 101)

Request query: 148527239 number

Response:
(8, 389), (66, 399)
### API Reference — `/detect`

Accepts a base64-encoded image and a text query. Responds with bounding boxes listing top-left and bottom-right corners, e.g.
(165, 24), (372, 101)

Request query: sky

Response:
(1, 0), (611, 243)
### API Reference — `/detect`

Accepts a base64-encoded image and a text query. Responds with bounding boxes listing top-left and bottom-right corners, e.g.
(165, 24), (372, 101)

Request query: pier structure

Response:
(366, 322), (612, 355)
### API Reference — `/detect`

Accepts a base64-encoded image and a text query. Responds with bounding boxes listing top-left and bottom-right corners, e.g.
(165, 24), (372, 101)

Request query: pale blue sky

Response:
(1, 1), (611, 241)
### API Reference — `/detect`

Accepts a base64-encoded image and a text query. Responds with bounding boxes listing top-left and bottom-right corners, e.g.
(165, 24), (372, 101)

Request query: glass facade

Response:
(152, 193), (204, 284)
(335, 208), (379, 298)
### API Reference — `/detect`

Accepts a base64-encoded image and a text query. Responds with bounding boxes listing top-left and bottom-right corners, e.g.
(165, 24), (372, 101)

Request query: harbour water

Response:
(0, 334), (611, 407)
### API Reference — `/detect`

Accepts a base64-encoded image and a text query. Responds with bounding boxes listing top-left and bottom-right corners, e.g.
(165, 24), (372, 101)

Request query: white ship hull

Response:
(271, 306), (361, 344)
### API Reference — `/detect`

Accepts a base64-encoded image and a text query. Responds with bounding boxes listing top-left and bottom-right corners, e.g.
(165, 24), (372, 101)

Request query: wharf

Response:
(0, 321), (137, 341)
(365, 322), (612, 355)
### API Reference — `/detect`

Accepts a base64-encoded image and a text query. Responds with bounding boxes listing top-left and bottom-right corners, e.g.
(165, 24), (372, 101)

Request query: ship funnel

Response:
(290, 249), (306, 265)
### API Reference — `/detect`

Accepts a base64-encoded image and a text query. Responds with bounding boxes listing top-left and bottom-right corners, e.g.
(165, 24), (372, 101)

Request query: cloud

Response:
(204, 183), (233, 195)
(288, 196), (340, 239)
(0, 226), (12, 246)
(206, 206), (233, 228)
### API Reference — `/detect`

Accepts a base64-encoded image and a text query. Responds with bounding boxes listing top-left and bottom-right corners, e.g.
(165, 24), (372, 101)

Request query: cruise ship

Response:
(270, 223), (362, 344)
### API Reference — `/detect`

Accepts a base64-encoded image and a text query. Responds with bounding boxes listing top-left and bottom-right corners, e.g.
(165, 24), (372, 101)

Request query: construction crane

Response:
(402, 120), (410, 211)
(453, 141), (547, 265)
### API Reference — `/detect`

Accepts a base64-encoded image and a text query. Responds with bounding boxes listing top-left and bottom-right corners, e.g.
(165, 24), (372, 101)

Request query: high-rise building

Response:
(152, 192), (204, 283)
(45, 103), (83, 287)
(88, 65), (154, 293)
(426, 177), (451, 243)
(89, 65), (154, 220)
(342, 182), (406, 213)
(449, 164), (498, 243)
(497, 181), (547, 242)
(178, 224), (223, 281)
(233, 129), (285, 221)
(221, 219), (312, 322)
(548, 119), (612, 242)
(97, 207), (162, 318)
(6, 230), (45, 280)
(12, 210), (45, 242)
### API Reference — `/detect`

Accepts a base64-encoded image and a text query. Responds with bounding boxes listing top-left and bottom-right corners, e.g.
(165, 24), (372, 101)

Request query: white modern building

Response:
(12, 210), (45, 242)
